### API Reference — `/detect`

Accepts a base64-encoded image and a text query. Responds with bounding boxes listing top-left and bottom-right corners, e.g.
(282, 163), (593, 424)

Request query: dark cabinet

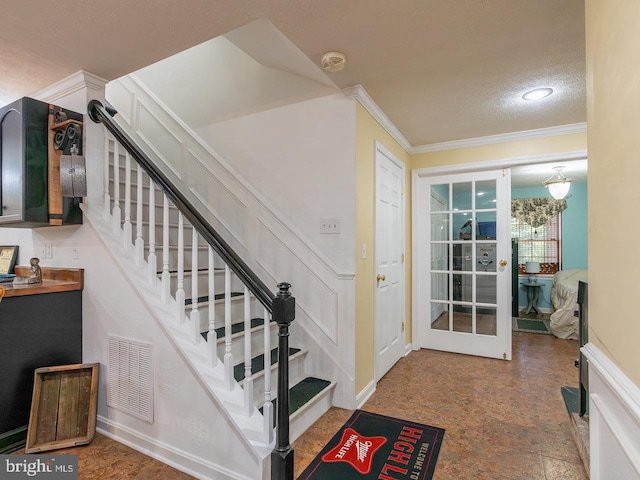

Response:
(0, 97), (83, 227)
(0, 267), (83, 453)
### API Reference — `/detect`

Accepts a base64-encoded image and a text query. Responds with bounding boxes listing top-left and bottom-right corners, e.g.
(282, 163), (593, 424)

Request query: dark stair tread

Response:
(185, 291), (243, 306)
(260, 377), (332, 423)
(234, 347), (301, 383)
(200, 317), (267, 341)
(159, 267), (224, 275)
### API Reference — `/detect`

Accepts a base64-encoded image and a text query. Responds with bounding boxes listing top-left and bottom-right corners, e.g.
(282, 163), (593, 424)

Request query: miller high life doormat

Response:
(298, 410), (445, 480)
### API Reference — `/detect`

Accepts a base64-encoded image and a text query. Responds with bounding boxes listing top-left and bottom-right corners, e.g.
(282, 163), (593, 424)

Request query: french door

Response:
(415, 168), (512, 360)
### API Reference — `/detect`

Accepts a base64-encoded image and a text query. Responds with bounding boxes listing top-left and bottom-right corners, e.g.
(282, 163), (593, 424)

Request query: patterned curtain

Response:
(511, 198), (567, 228)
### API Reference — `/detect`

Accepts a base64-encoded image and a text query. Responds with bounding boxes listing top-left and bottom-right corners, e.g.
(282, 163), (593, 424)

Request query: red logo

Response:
(322, 428), (387, 474)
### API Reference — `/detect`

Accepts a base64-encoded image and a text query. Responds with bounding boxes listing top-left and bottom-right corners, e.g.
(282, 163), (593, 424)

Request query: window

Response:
(511, 213), (561, 274)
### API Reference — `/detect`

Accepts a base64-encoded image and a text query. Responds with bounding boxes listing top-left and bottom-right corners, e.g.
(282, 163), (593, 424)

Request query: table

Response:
(521, 282), (543, 315)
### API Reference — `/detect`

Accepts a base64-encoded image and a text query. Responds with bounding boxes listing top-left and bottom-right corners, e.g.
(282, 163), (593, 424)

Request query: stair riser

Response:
(244, 352), (307, 409)
(290, 385), (334, 443)
(215, 323), (278, 361)
(191, 297), (263, 333)
(170, 270), (244, 299)
(147, 247), (211, 272)
(111, 202), (185, 227)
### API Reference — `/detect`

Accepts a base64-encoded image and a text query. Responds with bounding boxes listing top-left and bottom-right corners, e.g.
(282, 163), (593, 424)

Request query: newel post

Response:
(271, 282), (295, 480)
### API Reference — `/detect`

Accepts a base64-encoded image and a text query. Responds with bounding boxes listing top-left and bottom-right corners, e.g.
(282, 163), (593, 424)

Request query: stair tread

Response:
(260, 377), (332, 421)
(234, 347), (301, 382)
(200, 317), (267, 341)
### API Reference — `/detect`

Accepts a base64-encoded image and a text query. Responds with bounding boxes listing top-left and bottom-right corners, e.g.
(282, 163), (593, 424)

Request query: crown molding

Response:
(411, 122), (588, 154)
(342, 85), (412, 152)
(31, 70), (108, 103)
(343, 84), (587, 155)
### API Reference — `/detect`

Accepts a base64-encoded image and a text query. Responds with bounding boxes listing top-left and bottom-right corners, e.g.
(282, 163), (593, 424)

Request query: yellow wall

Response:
(585, 0), (640, 386)
(355, 103), (411, 394)
(354, 101), (589, 396)
(412, 132), (587, 169)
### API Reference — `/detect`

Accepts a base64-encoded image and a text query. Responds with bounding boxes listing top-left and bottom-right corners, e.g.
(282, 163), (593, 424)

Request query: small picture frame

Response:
(0, 246), (19, 275)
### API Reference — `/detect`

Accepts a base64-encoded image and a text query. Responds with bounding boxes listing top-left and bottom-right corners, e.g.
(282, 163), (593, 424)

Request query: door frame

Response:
(411, 149), (587, 350)
(374, 141), (406, 381)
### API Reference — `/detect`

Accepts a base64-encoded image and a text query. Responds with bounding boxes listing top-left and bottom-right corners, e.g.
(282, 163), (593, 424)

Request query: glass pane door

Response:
(417, 169), (511, 360)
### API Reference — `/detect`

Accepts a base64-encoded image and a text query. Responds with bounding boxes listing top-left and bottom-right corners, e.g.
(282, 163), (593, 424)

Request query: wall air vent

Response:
(108, 335), (153, 423)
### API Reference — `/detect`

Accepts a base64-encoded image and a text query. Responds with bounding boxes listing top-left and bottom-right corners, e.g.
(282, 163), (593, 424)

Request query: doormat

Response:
(512, 317), (552, 334)
(297, 410), (445, 480)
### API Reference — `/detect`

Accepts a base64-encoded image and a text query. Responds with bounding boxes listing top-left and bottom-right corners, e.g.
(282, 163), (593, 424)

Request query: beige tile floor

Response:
(15, 330), (587, 479)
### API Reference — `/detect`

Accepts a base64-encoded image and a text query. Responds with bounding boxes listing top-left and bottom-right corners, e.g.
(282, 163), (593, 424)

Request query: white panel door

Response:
(415, 169), (512, 360)
(375, 145), (405, 380)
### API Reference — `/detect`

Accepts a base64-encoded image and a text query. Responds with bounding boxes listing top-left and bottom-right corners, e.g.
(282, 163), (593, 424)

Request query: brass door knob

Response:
(499, 259), (508, 267)
(376, 274), (386, 282)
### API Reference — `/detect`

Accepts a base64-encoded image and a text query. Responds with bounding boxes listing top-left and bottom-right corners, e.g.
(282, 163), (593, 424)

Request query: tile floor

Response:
(293, 331), (588, 480)
(14, 331), (587, 479)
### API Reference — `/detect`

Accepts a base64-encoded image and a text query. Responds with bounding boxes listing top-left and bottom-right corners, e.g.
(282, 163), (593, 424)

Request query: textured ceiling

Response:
(0, 0), (586, 147)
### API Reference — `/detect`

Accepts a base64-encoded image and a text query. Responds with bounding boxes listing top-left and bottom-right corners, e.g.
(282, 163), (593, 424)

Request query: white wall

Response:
(1, 72), (266, 479)
(194, 93), (357, 271)
(106, 76), (358, 408)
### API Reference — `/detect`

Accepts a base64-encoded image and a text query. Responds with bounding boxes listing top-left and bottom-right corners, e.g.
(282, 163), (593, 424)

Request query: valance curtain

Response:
(511, 198), (567, 228)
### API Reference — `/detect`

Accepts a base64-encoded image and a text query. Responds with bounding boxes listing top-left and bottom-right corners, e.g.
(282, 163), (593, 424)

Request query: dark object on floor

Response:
(561, 386), (580, 415)
(297, 410), (445, 480)
(512, 317), (552, 334)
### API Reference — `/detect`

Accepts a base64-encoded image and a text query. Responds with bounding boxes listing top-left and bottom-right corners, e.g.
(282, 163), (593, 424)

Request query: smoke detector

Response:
(321, 51), (347, 72)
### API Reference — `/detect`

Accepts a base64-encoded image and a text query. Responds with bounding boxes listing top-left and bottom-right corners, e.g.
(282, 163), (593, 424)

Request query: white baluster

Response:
(103, 134), (111, 220)
(161, 194), (170, 303)
(135, 164), (144, 267)
(112, 142), (121, 235)
(190, 227), (200, 342)
(123, 152), (132, 251)
(224, 265), (234, 391)
(244, 286), (253, 416)
(207, 247), (217, 366)
(263, 307), (273, 443)
(147, 181), (157, 286)
(176, 213), (185, 323)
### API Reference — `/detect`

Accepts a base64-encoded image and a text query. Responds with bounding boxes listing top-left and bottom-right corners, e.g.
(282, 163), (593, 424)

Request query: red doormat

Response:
(297, 410), (445, 480)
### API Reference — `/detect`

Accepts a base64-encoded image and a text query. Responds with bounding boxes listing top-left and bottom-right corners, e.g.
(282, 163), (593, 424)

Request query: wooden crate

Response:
(25, 363), (99, 453)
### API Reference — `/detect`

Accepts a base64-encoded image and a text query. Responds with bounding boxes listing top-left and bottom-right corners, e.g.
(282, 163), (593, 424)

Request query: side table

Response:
(521, 282), (543, 315)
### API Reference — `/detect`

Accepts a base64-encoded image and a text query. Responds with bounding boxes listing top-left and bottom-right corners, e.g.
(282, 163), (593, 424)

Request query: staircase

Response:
(86, 101), (335, 477)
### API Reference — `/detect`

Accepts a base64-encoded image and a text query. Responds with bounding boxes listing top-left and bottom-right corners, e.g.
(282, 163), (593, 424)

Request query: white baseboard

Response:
(97, 416), (257, 480)
(356, 380), (376, 409)
(404, 343), (413, 356)
(582, 343), (640, 480)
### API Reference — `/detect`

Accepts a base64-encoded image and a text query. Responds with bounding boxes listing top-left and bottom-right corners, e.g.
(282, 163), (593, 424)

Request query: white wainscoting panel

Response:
(256, 219), (339, 344)
(188, 149), (248, 247)
(106, 75), (357, 408)
(135, 100), (184, 179)
(582, 343), (640, 480)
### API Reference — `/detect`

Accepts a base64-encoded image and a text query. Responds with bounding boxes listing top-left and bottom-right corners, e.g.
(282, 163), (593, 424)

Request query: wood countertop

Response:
(2, 267), (84, 298)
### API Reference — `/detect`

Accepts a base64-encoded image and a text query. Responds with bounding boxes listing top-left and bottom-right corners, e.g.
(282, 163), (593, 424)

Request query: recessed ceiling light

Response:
(522, 87), (553, 101)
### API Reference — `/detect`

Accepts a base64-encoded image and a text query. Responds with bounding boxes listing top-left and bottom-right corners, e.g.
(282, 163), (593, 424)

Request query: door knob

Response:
(376, 274), (386, 282)
(499, 259), (508, 267)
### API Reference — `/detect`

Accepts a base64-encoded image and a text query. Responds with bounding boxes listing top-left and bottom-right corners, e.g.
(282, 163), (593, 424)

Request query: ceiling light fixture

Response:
(522, 87), (553, 101)
(321, 51), (346, 72)
(542, 166), (573, 200)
